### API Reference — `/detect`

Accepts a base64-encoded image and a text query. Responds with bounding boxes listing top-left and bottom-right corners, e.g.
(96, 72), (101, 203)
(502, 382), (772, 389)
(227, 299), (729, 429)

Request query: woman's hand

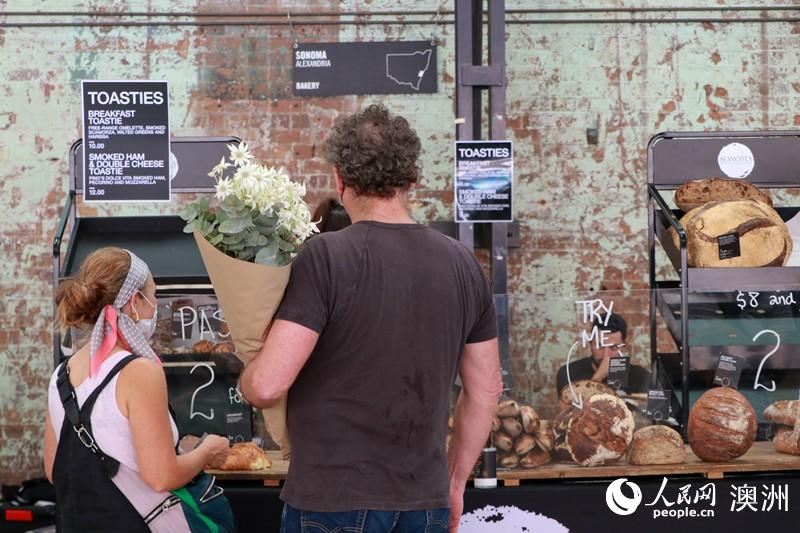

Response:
(201, 435), (231, 469)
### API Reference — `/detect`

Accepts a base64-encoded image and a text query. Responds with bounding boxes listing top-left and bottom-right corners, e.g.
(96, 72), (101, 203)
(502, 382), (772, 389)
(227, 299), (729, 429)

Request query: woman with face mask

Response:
(44, 247), (231, 532)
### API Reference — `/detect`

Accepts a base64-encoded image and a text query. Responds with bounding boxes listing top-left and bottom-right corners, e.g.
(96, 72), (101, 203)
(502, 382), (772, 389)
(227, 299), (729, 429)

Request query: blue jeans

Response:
(280, 503), (450, 533)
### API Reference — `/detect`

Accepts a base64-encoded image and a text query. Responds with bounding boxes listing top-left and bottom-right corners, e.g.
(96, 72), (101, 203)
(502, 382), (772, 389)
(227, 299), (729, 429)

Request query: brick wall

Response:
(1, 0), (798, 481)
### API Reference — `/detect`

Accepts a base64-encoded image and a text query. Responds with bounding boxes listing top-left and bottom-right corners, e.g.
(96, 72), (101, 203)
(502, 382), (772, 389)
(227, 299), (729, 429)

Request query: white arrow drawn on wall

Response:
(566, 341), (583, 409)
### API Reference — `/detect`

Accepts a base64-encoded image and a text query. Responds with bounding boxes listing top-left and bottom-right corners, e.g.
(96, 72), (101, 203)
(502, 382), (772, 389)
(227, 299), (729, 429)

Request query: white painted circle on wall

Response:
(717, 142), (754, 179)
(169, 151), (179, 181)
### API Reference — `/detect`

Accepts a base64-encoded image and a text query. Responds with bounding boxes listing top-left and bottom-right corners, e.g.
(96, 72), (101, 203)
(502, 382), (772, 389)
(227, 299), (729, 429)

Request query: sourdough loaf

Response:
(671, 200), (791, 267)
(628, 425), (686, 465)
(675, 177), (772, 212)
(687, 387), (756, 462)
(772, 426), (800, 455)
(558, 379), (616, 410)
(764, 400), (800, 426)
(556, 394), (635, 467)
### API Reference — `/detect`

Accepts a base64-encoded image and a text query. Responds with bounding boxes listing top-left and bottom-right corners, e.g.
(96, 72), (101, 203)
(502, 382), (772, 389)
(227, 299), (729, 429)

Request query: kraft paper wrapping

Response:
(193, 231), (292, 459)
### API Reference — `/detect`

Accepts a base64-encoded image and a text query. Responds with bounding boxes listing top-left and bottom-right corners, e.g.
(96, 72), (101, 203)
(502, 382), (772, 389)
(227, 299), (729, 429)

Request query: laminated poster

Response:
(81, 80), (171, 202)
(455, 140), (513, 222)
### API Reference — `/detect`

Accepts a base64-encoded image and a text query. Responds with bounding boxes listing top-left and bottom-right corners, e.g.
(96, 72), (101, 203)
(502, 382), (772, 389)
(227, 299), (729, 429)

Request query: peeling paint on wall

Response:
(1, 0), (798, 481)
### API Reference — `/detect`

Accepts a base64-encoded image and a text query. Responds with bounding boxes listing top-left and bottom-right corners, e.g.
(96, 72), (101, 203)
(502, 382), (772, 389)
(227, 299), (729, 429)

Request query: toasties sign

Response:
(292, 41), (437, 97)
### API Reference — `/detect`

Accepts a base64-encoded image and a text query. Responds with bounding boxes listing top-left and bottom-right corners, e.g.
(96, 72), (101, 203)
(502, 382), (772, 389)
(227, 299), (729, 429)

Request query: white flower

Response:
(208, 156), (232, 178)
(215, 177), (234, 201)
(227, 141), (253, 167)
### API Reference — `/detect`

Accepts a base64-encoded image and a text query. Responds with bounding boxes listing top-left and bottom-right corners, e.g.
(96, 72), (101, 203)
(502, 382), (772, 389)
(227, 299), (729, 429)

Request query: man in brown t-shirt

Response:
(240, 104), (502, 533)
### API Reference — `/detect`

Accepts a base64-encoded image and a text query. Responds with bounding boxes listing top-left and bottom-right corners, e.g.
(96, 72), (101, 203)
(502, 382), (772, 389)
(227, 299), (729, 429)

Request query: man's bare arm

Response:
(239, 319), (319, 408)
(448, 338), (503, 531)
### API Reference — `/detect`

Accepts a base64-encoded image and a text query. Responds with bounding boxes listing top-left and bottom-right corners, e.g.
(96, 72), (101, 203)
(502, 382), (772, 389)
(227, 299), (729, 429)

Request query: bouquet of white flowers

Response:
(182, 142), (318, 457)
(182, 141), (318, 266)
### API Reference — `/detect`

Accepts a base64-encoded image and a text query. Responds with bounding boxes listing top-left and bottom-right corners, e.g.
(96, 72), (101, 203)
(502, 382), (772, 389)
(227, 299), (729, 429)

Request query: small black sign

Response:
(646, 388), (671, 422)
(81, 80), (171, 202)
(455, 141), (514, 222)
(607, 356), (630, 390)
(713, 354), (744, 389)
(718, 232), (741, 260)
(292, 41), (437, 96)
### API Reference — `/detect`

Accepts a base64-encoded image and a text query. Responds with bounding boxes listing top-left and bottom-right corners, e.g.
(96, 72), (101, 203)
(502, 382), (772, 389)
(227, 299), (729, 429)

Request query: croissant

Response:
(216, 442), (272, 471)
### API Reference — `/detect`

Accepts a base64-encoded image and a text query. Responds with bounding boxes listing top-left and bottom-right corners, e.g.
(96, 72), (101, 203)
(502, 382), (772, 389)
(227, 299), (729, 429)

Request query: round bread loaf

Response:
(764, 400), (800, 426)
(772, 427), (800, 455)
(560, 394), (635, 466)
(559, 379), (616, 409)
(671, 200), (791, 268)
(675, 177), (772, 212)
(628, 425), (686, 465)
(688, 387), (756, 462)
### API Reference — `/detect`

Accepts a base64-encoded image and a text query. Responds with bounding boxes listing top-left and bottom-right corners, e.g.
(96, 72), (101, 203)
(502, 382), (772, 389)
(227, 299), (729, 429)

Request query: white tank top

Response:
(48, 351), (191, 532)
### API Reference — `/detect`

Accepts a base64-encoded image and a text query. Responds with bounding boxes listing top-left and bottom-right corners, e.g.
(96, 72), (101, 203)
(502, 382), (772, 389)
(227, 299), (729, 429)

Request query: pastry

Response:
(496, 400), (520, 418)
(519, 405), (540, 434)
(192, 340), (216, 353)
(215, 442), (271, 471)
(519, 449), (551, 469)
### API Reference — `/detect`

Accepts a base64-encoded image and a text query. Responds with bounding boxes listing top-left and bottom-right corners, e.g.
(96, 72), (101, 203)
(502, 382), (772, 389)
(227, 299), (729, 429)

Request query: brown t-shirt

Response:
(275, 220), (497, 512)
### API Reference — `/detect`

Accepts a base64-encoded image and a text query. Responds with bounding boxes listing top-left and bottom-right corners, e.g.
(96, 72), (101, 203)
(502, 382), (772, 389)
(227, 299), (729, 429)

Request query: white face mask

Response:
(135, 291), (158, 340)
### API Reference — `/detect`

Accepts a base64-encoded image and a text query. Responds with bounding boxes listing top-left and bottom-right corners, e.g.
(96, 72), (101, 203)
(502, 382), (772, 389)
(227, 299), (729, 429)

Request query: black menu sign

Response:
(81, 80), (171, 202)
(713, 354), (744, 389)
(292, 41), (437, 96)
(607, 356), (630, 390)
(646, 388), (671, 422)
(455, 141), (514, 222)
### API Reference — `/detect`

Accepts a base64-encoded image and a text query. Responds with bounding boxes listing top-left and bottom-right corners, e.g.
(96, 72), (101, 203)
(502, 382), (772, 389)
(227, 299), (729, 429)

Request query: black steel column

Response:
(455, 0), (513, 390)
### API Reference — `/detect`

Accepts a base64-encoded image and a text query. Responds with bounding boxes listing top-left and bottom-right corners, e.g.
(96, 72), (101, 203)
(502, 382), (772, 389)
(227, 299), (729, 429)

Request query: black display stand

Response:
(647, 130), (800, 436)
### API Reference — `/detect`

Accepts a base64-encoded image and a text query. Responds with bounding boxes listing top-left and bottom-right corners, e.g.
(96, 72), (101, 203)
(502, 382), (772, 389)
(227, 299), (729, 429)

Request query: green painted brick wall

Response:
(1, 0), (798, 482)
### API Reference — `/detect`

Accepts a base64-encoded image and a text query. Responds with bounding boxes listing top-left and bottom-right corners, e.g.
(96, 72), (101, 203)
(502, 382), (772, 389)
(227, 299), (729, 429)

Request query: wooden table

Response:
(207, 442), (800, 487)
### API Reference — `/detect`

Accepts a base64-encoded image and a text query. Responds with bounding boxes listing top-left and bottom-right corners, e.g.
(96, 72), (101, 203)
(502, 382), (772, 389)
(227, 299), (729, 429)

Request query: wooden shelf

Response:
(207, 442), (800, 487)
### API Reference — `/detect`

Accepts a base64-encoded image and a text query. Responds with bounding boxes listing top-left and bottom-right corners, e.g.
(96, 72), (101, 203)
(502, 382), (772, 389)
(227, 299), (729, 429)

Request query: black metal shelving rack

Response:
(647, 130), (800, 437)
(52, 136), (255, 442)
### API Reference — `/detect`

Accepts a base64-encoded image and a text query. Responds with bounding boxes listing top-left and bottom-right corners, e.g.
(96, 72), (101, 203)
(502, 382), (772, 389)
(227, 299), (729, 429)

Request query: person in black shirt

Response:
(556, 313), (650, 397)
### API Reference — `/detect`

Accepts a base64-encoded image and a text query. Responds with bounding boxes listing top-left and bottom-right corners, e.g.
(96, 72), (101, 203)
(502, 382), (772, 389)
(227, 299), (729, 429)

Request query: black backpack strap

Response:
(56, 362), (80, 427)
(79, 355), (140, 422)
(56, 355), (139, 478)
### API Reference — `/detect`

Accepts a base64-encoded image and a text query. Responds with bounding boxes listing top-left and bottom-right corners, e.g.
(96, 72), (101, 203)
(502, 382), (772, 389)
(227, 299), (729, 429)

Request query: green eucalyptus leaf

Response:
(255, 241), (280, 265)
(218, 217), (251, 234)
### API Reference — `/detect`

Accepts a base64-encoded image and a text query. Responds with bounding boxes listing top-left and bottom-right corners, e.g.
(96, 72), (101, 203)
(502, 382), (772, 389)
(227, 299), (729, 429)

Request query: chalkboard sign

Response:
(163, 353), (251, 443)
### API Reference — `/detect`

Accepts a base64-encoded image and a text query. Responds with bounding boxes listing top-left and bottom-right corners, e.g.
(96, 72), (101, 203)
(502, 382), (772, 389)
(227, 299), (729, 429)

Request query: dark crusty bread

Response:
(687, 387), (756, 462)
(628, 425), (686, 465)
(675, 177), (772, 212)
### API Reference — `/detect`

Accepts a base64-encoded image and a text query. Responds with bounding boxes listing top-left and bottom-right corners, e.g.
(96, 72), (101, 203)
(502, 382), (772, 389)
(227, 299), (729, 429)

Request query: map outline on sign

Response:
(385, 49), (433, 91)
